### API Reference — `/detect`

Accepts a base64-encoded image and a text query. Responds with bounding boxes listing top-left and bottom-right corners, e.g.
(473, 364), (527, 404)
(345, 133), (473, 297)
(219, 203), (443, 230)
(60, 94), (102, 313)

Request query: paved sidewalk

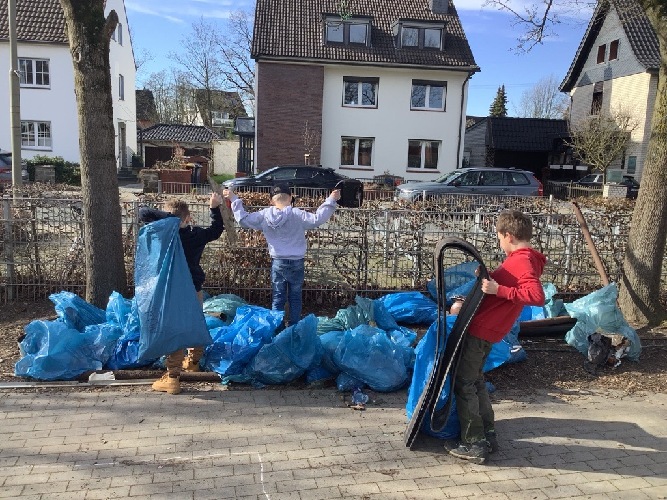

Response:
(1, 386), (666, 499)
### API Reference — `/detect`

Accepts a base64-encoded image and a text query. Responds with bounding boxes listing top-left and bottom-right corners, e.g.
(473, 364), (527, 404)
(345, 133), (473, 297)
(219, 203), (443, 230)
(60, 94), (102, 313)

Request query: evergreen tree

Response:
(489, 85), (508, 117)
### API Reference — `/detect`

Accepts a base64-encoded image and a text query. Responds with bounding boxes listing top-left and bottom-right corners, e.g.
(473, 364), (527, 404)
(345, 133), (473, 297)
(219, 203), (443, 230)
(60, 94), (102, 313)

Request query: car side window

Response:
(295, 168), (315, 180)
(481, 171), (504, 186)
(273, 168), (297, 180)
(508, 172), (529, 185)
(456, 171), (480, 186)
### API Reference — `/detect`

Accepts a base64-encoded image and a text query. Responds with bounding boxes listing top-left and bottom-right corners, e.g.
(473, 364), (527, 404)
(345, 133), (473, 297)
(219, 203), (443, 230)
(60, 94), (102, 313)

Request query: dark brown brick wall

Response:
(256, 62), (324, 170)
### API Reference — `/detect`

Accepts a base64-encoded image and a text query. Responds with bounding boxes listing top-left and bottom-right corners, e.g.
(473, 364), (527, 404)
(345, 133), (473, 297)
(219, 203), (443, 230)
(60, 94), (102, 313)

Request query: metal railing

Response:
(2, 192), (662, 308)
(545, 180), (603, 199)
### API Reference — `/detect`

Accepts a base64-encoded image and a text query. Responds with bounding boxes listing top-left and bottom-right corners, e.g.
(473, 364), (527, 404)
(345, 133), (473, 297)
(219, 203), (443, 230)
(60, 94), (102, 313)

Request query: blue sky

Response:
(125, 0), (590, 117)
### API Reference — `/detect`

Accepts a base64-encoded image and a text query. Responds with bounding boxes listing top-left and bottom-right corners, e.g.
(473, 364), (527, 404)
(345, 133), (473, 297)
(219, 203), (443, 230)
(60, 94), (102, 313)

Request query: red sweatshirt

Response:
(468, 247), (547, 343)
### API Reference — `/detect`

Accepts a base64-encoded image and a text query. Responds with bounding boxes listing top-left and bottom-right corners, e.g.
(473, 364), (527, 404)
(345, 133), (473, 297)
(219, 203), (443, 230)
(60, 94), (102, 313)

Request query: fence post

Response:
(2, 196), (16, 300)
(157, 179), (163, 195)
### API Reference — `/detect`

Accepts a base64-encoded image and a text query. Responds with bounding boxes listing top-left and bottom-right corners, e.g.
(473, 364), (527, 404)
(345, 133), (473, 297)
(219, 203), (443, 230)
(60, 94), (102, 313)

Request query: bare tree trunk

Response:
(618, 31), (667, 326)
(59, 0), (128, 306)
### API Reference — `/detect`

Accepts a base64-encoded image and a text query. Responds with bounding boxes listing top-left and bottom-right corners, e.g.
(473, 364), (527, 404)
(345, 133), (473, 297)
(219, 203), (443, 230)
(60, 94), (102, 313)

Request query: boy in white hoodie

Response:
(223, 184), (340, 326)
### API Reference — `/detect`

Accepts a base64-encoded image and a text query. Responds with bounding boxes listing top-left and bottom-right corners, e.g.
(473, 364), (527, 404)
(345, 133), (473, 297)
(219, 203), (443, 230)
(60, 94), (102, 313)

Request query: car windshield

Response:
(434, 171), (462, 184)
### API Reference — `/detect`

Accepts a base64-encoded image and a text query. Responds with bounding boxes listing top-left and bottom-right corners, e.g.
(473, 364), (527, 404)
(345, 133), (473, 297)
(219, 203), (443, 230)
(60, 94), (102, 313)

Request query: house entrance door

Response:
(118, 122), (127, 170)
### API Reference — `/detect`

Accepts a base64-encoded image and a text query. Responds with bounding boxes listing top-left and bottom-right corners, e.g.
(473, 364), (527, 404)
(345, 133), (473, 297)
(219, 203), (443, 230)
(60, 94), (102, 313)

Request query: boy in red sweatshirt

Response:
(449, 210), (546, 464)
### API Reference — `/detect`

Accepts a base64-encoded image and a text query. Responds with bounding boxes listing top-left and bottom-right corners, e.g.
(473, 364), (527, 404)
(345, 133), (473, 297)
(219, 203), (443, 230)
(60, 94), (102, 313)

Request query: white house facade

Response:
(560, 0), (659, 182)
(320, 65), (470, 181)
(251, 0), (478, 181)
(0, 0), (137, 170)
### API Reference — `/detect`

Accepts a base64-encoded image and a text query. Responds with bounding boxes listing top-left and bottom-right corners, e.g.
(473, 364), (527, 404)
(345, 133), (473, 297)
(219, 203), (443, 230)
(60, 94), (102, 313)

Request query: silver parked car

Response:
(395, 167), (543, 201)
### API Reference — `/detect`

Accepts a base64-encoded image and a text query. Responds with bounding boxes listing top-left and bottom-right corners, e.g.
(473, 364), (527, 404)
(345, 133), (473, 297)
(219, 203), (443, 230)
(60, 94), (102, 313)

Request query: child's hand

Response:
(330, 189), (341, 201)
(210, 192), (222, 208)
(481, 278), (499, 295)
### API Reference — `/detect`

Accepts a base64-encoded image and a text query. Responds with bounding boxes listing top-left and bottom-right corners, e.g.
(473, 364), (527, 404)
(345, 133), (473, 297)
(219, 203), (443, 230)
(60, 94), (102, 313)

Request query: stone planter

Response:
(138, 169), (159, 193)
(603, 183), (628, 199)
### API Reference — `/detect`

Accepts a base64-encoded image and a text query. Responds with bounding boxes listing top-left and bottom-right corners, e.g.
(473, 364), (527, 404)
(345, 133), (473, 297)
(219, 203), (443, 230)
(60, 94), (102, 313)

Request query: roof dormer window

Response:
(394, 21), (445, 50)
(324, 16), (372, 47)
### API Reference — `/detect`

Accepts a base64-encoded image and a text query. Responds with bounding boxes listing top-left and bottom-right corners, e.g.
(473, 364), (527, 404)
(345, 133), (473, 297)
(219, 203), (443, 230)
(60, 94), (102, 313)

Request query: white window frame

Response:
(343, 77), (379, 108)
(410, 80), (446, 111)
(18, 58), (50, 88)
(117, 22), (123, 45)
(21, 120), (52, 150)
(119, 74), (125, 100)
(407, 140), (440, 170)
(340, 137), (374, 168)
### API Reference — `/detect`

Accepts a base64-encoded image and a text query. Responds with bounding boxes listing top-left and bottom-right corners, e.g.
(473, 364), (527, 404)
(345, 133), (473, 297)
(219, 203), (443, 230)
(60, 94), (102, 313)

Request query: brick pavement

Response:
(1, 385), (666, 499)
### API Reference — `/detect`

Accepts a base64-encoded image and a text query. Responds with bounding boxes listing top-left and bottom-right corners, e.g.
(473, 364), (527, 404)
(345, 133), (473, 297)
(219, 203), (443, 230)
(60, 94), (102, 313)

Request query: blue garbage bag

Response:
(306, 365), (336, 385)
(134, 217), (212, 361)
(519, 283), (564, 321)
(205, 315), (227, 330)
(103, 292), (155, 370)
(317, 296), (374, 333)
(427, 261), (478, 304)
(406, 315), (512, 440)
(202, 305), (283, 376)
(378, 292), (437, 325)
(203, 294), (248, 325)
(333, 325), (410, 392)
(317, 296), (399, 334)
(50, 291), (106, 332)
(543, 283), (565, 318)
(104, 330), (156, 370)
(106, 292), (140, 335)
(248, 315), (322, 385)
(318, 330), (345, 374)
(15, 319), (123, 380)
(336, 372), (365, 392)
(564, 283), (641, 360)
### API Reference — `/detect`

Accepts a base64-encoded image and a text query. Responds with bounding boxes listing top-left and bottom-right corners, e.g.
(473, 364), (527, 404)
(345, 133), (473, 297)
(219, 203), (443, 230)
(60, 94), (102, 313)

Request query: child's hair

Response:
(496, 210), (532, 241)
(272, 193), (293, 205)
(164, 199), (190, 221)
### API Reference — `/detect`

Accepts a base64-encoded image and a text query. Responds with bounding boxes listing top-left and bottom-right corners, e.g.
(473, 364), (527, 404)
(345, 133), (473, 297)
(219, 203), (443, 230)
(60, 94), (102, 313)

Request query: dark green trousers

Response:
(453, 334), (495, 444)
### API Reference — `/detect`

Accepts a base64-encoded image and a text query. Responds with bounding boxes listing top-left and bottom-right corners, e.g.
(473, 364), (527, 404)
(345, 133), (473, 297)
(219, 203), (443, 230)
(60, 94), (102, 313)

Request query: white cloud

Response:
(126, 0), (253, 22)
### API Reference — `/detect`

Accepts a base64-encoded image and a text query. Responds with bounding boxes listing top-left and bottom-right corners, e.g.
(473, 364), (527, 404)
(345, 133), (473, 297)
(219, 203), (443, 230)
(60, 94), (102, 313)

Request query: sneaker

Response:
(448, 441), (489, 465)
(182, 355), (200, 372)
(152, 374), (181, 395)
(485, 431), (499, 454)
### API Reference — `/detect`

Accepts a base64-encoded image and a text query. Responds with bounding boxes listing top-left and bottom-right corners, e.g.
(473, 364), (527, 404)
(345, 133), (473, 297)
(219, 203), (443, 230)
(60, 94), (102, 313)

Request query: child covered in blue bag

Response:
(138, 192), (224, 394)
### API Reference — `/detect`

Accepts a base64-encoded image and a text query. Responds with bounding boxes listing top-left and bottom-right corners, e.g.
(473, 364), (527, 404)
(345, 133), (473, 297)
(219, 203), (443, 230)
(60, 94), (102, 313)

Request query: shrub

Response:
(26, 155), (81, 185)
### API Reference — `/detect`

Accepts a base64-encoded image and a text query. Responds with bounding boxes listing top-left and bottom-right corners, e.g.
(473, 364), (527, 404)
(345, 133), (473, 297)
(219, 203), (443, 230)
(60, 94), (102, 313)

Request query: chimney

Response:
(430, 0), (448, 14)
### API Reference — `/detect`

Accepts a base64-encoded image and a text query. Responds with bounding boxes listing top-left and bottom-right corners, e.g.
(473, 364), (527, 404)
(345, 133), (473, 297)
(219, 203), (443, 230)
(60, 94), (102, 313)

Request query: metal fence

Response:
(545, 180), (603, 199)
(2, 191), (661, 309)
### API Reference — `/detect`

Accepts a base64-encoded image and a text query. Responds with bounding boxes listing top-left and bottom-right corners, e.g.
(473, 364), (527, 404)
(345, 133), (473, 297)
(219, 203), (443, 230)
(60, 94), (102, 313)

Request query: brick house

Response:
(0, 0), (137, 170)
(251, 0), (479, 180)
(560, 0), (659, 182)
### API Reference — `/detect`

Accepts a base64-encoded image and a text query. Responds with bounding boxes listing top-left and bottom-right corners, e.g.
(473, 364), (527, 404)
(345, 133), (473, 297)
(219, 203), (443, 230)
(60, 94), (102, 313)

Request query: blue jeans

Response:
(271, 258), (305, 326)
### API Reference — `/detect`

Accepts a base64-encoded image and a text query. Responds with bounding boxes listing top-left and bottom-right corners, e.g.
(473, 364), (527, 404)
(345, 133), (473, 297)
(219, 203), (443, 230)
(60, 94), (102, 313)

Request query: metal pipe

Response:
(571, 201), (610, 286)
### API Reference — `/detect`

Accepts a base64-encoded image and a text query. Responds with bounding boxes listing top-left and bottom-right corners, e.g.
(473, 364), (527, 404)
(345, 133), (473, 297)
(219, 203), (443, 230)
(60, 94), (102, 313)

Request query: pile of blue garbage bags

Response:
(15, 281), (641, 386)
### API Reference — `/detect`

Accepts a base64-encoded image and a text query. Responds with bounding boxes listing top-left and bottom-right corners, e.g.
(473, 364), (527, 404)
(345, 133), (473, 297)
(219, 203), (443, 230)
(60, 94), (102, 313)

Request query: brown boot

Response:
(182, 355), (200, 372)
(152, 373), (181, 395)
(182, 348), (203, 372)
